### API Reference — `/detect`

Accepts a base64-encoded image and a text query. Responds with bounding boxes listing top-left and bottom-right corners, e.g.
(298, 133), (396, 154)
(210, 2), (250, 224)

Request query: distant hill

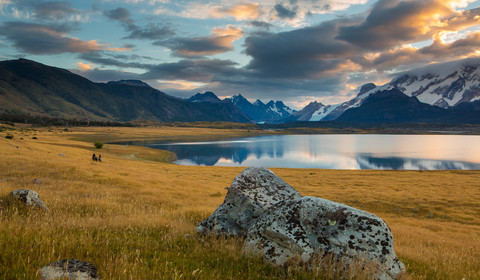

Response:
(187, 92), (221, 103)
(0, 59), (252, 123)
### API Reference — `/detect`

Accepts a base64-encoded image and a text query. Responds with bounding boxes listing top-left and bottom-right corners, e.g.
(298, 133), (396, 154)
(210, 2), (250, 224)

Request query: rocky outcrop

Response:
(8, 189), (49, 211)
(197, 167), (302, 237)
(40, 259), (99, 280)
(198, 167), (406, 279)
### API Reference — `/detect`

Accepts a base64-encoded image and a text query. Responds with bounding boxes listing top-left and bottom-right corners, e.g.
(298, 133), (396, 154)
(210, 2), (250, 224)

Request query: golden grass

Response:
(0, 125), (479, 279)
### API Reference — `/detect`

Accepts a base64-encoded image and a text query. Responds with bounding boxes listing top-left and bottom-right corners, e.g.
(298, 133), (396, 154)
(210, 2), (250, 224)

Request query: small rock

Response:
(40, 259), (99, 280)
(8, 189), (49, 211)
(197, 167), (302, 237)
(58, 154), (65, 157)
(33, 178), (43, 184)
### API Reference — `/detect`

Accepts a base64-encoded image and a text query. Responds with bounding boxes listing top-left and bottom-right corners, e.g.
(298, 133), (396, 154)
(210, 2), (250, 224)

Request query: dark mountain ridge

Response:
(0, 59), (252, 123)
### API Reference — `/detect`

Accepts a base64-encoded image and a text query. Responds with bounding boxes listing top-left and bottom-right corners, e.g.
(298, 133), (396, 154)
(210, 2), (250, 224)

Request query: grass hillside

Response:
(0, 125), (479, 279)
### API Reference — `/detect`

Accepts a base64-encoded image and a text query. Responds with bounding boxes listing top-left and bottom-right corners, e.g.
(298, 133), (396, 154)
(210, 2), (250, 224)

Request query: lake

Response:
(129, 134), (480, 170)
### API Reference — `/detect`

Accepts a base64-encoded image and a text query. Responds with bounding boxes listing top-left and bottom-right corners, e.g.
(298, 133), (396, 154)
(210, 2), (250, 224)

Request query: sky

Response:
(1, 0), (480, 109)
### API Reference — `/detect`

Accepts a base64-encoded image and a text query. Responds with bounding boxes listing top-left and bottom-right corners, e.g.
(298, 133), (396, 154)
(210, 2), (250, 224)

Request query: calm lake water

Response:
(132, 134), (480, 170)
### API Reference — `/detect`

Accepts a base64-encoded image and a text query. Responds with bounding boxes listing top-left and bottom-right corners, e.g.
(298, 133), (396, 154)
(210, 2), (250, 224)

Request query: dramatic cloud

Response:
(0, 22), (103, 54)
(104, 7), (174, 40)
(160, 25), (244, 57)
(337, 0), (480, 50)
(244, 19), (357, 78)
(0, 21), (132, 54)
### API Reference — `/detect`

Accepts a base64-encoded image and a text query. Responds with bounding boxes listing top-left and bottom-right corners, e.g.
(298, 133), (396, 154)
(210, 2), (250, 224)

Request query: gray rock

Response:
(41, 259), (99, 280)
(33, 178), (43, 184)
(197, 167), (302, 237)
(198, 168), (406, 280)
(245, 197), (405, 280)
(8, 189), (49, 211)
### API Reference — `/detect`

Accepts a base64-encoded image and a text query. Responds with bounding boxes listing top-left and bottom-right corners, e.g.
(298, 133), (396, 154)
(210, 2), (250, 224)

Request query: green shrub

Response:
(32, 137), (38, 140)
(5, 134), (13, 139)
(94, 141), (104, 149)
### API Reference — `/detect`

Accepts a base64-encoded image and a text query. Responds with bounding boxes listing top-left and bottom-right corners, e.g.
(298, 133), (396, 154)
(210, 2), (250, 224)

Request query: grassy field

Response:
(0, 125), (479, 279)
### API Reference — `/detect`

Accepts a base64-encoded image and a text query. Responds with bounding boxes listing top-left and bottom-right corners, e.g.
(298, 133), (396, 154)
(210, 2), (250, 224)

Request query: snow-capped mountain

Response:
(303, 58), (480, 121)
(228, 94), (296, 123)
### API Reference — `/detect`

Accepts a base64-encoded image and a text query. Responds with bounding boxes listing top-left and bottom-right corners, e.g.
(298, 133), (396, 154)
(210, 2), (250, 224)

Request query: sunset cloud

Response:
(219, 2), (261, 20)
(159, 25), (244, 57)
(77, 61), (94, 71)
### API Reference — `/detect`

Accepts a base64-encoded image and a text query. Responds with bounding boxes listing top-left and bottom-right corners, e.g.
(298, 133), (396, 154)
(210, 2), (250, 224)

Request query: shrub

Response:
(94, 141), (104, 149)
(5, 134), (13, 139)
(32, 137), (38, 140)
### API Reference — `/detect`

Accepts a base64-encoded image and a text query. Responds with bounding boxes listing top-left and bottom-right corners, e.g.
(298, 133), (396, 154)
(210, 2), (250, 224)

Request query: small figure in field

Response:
(92, 153), (98, 161)
(98, 155), (102, 162)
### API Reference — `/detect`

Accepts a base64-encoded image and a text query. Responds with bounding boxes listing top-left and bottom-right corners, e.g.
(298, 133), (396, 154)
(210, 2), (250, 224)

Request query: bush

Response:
(32, 137), (37, 140)
(5, 134), (13, 139)
(94, 141), (104, 149)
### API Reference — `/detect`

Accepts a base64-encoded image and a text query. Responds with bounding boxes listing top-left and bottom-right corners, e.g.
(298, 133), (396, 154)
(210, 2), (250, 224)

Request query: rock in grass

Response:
(8, 189), (49, 211)
(245, 196), (405, 280)
(33, 178), (43, 184)
(198, 167), (406, 280)
(197, 167), (302, 237)
(41, 259), (99, 280)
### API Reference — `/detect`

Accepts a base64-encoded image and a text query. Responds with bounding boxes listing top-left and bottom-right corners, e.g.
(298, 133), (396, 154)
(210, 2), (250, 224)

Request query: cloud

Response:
(159, 25), (244, 57)
(336, 0), (480, 50)
(244, 19), (357, 78)
(274, 4), (297, 19)
(6, 0), (88, 22)
(218, 2), (261, 20)
(104, 7), (175, 40)
(0, 21), (130, 54)
(78, 52), (154, 69)
(0, 21), (103, 54)
(141, 58), (241, 81)
(77, 61), (94, 71)
(247, 20), (275, 30)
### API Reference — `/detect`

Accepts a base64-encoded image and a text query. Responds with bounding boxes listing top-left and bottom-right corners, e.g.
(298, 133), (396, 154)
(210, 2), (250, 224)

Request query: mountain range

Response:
(1, 58), (480, 124)
(0, 59), (250, 123)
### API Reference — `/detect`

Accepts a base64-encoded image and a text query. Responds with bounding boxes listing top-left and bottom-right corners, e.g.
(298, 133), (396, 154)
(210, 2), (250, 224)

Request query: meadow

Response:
(0, 124), (479, 279)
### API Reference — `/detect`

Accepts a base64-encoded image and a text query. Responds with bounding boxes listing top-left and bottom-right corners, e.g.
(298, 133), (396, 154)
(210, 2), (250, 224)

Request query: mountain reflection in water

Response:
(127, 135), (480, 170)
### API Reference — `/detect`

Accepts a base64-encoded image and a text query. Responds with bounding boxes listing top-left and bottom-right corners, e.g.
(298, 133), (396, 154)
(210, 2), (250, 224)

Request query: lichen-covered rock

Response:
(197, 167), (302, 236)
(40, 259), (99, 280)
(8, 189), (49, 211)
(245, 196), (405, 280)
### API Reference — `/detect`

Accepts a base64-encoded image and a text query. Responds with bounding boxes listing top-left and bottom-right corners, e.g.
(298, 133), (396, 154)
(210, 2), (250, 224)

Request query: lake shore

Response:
(0, 124), (479, 279)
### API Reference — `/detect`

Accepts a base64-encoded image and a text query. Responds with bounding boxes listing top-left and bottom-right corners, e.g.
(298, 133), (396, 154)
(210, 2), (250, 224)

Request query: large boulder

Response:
(198, 168), (406, 280)
(197, 167), (302, 237)
(40, 259), (99, 280)
(8, 189), (49, 211)
(245, 197), (405, 280)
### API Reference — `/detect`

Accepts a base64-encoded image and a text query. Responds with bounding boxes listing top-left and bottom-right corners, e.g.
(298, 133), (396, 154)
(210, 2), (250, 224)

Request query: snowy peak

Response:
(387, 58), (480, 108)
(312, 58), (480, 122)
(226, 95), (295, 123)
